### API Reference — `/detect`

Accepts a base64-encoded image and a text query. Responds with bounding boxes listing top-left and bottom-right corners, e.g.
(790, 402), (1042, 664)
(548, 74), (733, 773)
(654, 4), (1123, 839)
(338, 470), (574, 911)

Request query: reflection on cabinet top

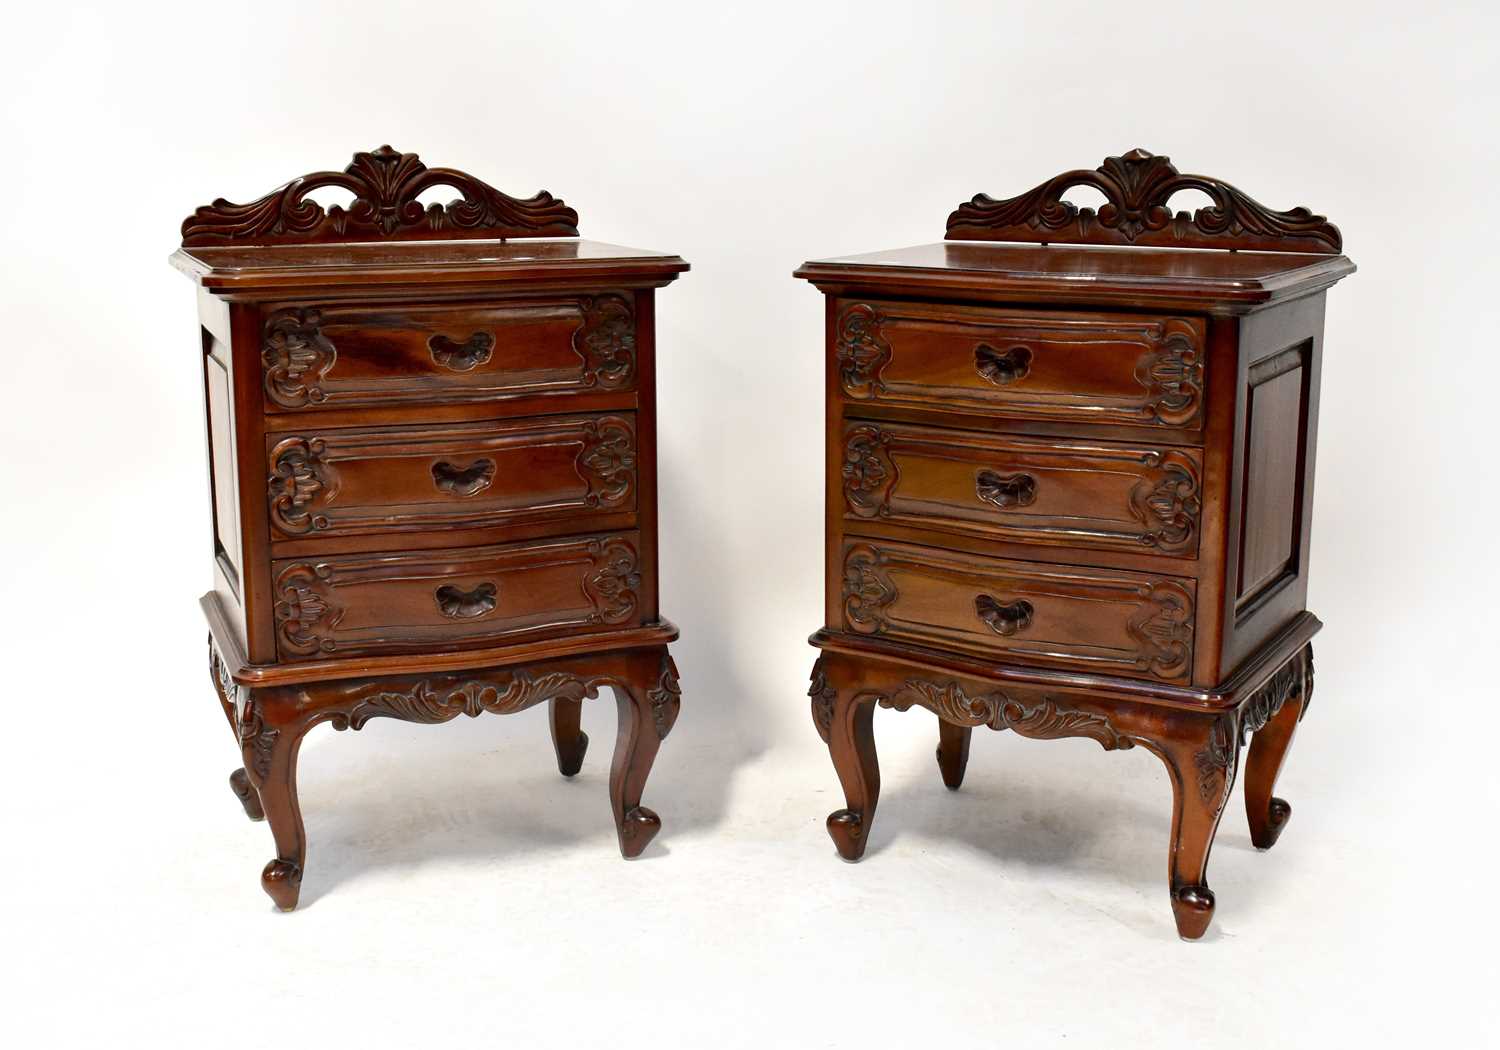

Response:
(172, 239), (689, 294)
(797, 243), (1352, 312)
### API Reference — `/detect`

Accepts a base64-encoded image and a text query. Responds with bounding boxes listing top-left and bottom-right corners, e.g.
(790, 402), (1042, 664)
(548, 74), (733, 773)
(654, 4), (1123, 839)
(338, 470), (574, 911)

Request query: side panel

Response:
(1219, 293), (1326, 676)
(198, 287), (247, 651)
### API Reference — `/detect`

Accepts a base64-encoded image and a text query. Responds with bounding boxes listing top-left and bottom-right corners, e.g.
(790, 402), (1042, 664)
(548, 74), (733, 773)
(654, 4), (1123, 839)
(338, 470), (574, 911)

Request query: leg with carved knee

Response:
(240, 689), (310, 911)
(549, 696), (589, 778)
(1157, 714), (1239, 940)
(609, 650), (678, 858)
(936, 720), (972, 791)
(825, 690), (881, 860)
(1244, 650), (1312, 850)
(210, 640), (263, 820)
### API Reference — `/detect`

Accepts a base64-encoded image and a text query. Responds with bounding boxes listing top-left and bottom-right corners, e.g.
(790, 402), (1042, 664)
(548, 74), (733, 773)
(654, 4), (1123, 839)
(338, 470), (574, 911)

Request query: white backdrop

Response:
(2, 2), (1495, 1046)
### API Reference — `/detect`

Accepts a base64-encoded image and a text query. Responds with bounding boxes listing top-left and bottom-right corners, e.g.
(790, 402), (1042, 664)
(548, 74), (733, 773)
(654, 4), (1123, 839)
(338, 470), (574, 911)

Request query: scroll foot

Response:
(1171, 885), (1216, 941)
(826, 809), (867, 861)
(261, 859), (302, 912)
(617, 805), (661, 858)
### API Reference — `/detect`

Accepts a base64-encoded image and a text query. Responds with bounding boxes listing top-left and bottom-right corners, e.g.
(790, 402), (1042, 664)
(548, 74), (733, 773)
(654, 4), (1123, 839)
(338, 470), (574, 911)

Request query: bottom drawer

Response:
(840, 538), (1194, 682)
(271, 533), (643, 661)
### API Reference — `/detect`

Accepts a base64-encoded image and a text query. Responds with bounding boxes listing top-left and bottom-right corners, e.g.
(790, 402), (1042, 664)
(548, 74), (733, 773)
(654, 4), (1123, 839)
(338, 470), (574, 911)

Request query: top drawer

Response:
(833, 299), (1206, 431)
(259, 293), (636, 413)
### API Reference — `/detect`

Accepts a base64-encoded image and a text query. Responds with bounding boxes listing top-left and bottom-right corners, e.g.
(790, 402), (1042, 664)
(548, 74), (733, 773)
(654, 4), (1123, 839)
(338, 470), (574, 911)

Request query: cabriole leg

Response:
(229, 768), (265, 821)
(608, 649), (679, 858)
(1244, 648), (1313, 850)
(1155, 714), (1239, 940)
(936, 721), (972, 790)
(549, 696), (589, 778)
(823, 686), (881, 861)
(239, 688), (311, 912)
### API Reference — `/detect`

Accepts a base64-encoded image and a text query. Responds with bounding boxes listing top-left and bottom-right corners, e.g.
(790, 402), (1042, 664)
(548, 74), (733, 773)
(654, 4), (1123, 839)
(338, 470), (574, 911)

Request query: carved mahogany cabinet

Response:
(172, 147), (687, 909)
(797, 150), (1353, 938)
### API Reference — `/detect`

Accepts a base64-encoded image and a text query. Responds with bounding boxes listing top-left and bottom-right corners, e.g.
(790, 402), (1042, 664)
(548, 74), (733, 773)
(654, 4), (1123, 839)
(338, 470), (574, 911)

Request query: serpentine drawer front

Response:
(270, 534), (644, 661)
(840, 539), (1195, 682)
(265, 413), (638, 540)
(259, 293), (638, 413)
(175, 147), (688, 911)
(840, 420), (1202, 557)
(834, 298), (1206, 430)
(798, 149), (1354, 939)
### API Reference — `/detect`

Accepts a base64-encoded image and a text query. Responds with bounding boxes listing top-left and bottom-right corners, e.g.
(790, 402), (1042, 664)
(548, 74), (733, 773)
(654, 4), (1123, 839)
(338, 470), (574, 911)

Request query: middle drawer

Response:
(267, 413), (636, 540)
(840, 420), (1201, 558)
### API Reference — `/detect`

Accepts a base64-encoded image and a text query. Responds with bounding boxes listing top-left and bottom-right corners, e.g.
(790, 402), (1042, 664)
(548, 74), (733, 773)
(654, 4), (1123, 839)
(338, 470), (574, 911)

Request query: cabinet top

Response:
(171, 237), (689, 294)
(795, 241), (1353, 310)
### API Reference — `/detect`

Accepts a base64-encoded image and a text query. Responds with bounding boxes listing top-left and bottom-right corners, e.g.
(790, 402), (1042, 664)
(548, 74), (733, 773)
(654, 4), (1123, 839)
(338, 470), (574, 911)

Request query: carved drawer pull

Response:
(435, 583), (498, 619)
(975, 594), (1034, 636)
(428, 331), (495, 371)
(975, 470), (1038, 509)
(975, 344), (1032, 385)
(431, 458), (496, 497)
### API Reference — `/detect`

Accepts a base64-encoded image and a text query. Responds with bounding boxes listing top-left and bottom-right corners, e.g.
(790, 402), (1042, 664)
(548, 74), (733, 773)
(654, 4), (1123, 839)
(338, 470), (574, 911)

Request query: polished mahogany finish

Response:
(175, 147), (687, 909)
(797, 149), (1352, 938)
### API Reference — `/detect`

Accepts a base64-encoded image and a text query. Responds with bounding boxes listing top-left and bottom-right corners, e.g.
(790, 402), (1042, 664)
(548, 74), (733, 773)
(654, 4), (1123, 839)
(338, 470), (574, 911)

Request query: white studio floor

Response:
(10, 643), (1482, 1049)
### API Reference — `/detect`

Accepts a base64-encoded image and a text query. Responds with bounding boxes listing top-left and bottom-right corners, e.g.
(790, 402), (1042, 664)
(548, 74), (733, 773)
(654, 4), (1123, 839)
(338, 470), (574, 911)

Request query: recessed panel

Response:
(1236, 344), (1309, 611)
(204, 330), (241, 591)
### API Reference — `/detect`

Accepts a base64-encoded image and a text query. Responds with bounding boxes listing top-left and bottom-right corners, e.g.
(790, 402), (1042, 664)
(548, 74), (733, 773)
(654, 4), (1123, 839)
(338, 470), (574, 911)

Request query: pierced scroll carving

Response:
(842, 544), (896, 634)
(974, 344), (1032, 386)
(577, 417), (637, 508)
(809, 663), (837, 744)
(584, 538), (640, 624)
(262, 309), (337, 409)
(1128, 452), (1201, 553)
(273, 563), (341, 655)
(434, 583), (498, 620)
(575, 294), (637, 389)
(835, 303), (891, 399)
(878, 679), (1134, 751)
(268, 437), (338, 535)
(975, 470), (1038, 510)
(1126, 580), (1195, 679)
(974, 595), (1034, 636)
(946, 148), (1342, 253)
(430, 458), (496, 497)
(331, 671), (601, 731)
(181, 145), (579, 245)
(428, 331), (495, 372)
(841, 425), (896, 518)
(647, 656), (682, 740)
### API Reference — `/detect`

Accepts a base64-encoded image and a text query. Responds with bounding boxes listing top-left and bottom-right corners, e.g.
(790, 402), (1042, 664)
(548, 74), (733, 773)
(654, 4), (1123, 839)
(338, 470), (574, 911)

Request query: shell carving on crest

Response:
(946, 149), (1342, 253)
(181, 146), (579, 244)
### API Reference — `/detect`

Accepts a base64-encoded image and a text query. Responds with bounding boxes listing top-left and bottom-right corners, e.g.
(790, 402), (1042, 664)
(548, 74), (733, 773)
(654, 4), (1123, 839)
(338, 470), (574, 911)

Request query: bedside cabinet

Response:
(796, 150), (1353, 938)
(172, 147), (688, 910)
